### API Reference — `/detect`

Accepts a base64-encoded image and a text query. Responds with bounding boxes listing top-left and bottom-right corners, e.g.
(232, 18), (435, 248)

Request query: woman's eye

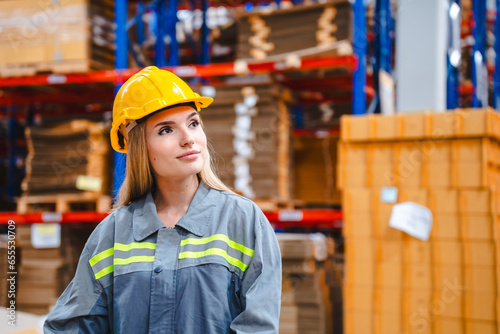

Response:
(159, 127), (172, 135)
(190, 120), (200, 127)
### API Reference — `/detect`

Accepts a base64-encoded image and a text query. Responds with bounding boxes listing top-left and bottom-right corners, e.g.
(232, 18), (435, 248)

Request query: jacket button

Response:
(154, 266), (162, 273)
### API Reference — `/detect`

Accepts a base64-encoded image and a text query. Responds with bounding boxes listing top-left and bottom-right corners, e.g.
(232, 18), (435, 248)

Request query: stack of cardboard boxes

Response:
(201, 82), (292, 201)
(16, 224), (94, 315)
(339, 108), (500, 333)
(277, 233), (336, 334)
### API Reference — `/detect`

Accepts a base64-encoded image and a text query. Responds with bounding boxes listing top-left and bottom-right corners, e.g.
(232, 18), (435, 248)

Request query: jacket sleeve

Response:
(230, 210), (282, 334)
(43, 245), (110, 333)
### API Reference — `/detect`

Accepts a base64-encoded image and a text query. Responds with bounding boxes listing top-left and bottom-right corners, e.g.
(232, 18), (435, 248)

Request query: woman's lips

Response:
(177, 151), (200, 160)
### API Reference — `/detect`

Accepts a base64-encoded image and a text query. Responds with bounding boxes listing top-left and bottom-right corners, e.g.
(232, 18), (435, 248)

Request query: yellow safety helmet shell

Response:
(110, 66), (213, 153)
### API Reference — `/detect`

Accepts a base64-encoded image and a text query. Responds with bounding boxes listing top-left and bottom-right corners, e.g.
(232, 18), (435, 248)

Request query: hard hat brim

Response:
(110, 95), (214, 153)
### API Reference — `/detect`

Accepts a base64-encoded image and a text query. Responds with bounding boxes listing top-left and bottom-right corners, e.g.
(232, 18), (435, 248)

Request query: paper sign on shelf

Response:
(31, 223), (61, 249)
(389, 202), (433, 241)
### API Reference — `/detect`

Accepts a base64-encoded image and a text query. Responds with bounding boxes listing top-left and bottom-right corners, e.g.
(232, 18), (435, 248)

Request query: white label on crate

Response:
(389, 202), (433, 241)
(381, 187), (398, 203)
(41, 212), (62, 223)
(31, 223), (61, 249)
(279, 210), (303, 222)
(76, 175), (102, 192)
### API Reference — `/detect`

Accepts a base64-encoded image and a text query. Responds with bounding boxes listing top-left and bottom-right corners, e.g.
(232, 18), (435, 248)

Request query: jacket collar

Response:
(133, 179), (217, 241)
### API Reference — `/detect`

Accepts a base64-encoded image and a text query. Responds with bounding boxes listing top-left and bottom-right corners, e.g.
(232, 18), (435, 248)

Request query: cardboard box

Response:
(456, 108), (496, 138)
(404, 238), (432, 264)
(345, 237), (374, 263)
(373, 312), (402, 334)
(368, 143), (394, 164)
(452, 161), (486, 188)
(404, 264), (432, 289)
(432, 264), (464, 292)
(426, 112), (457, 138)
(464, 320), (497, 334)
(403, 288), (433, 328)
(463, 241), (495, 266)
(431, 214), (460, 240)
(339, 143), (368, 165)
(342, 188), (371, 214)
(373, 208), (403, 240)
(461, 214), (493, 241)
(344, 310), (373, 334)
(341, 115), (371, 142)
(375, 262), (402, 288)
(376, 239), (403, 264)
(458, 190), (492, 215)
(432, 240), (462, 265)
(423, 162), (452, 188)
(343, 213), (372, 238)
(337, 164), (368, 189)
(399, 188), (428, 207)
(464, 291), (496, 321)
(398, 112), (426, 140)
(425, 140), (452, 163)
(428, 189), (458, 214)
(373, 287), (402, 314)
(464, 265), (496, 293)
(344, 260), (374, 287)
(369, 164), (395, 188)
(431, 289), (463, 318)
(372, 114), (397, 140)
(433, 316), (464, 334)
(452, 139), (483, 162)
(344, 285), (374, 312)
(394, 142), (424, 188)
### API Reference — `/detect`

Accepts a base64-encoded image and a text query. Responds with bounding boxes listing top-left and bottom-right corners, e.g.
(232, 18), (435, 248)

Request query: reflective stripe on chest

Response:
(178, 234), (254, 272)
(89, 242), (157, 279)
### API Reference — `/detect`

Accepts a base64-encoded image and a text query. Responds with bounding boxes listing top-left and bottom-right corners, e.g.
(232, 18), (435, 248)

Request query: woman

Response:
(44, 66), (282, 333)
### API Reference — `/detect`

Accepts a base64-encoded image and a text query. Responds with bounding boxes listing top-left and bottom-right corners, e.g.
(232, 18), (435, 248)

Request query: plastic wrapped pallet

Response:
(339, 108), (500, 334)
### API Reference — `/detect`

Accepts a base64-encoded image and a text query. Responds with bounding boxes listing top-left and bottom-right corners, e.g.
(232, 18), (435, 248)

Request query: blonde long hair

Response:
(111, 117), (233, 211)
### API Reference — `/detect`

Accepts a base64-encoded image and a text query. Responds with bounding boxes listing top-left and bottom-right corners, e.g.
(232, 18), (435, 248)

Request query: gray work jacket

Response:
(43, 180), (282, 333)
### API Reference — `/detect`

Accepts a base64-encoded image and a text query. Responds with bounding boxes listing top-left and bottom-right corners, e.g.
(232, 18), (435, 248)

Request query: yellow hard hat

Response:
(110, 66), (214, 153)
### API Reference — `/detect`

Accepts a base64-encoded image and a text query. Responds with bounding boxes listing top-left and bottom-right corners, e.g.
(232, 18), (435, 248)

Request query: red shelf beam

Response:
(0, 209), (343, 229)
(0, 56), (357, 88)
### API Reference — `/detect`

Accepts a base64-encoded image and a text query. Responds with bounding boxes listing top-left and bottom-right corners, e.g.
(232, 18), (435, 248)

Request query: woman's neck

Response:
(153, 175), (199, 215)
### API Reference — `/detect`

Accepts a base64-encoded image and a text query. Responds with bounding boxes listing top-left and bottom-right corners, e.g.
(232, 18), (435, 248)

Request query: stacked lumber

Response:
(201, 82), (292, 201)
(277, 233), (336, 334)
(236, 1), (352, 60)
(0, 0), (115, 77)
(16, 224), (94, 315)
(340, 108), (500, 334)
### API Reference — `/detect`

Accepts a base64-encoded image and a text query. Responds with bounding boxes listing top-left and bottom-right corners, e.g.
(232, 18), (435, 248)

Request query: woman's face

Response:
(145, 105), (208, 181)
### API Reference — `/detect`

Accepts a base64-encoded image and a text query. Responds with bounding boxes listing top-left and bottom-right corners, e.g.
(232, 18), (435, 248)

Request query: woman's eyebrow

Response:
(154, 112), (199, 128)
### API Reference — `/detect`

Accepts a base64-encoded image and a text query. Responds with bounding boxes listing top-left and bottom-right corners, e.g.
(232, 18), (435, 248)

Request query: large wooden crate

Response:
(0, 0), (114, 77)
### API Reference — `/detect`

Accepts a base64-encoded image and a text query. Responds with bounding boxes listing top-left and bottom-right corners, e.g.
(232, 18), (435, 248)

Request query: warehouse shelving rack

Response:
(2, 0), (494, 229)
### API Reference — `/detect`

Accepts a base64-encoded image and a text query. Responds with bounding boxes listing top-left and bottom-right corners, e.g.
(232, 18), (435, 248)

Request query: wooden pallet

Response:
(17, 192), (112, 214)
(254, 198), (304, 211)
